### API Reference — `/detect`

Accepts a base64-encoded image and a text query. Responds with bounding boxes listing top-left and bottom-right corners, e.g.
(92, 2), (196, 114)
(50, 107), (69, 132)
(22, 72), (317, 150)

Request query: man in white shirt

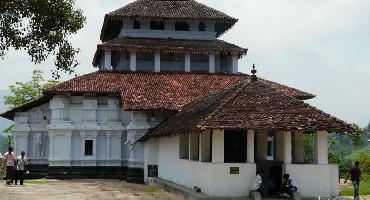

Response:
(250, 171), (264, 194)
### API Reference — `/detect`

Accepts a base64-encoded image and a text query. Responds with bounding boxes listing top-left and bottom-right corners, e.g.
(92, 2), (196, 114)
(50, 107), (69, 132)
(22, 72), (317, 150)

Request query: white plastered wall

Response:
(284, 164), (339, 197)
(156, 135), (256, 197)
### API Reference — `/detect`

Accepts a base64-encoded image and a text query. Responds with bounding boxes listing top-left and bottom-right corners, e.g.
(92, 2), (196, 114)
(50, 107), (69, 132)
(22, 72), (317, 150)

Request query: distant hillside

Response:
(0, 89), (12, 154)
(344, 144), (370, 161)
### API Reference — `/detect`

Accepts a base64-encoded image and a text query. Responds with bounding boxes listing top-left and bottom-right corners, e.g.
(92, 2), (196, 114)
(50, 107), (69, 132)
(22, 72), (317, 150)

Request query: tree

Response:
(4, 70), (59, 109)
(0, 0), (86, 78)
(347, 123), (365, 147)
(2, 70), (59, 148)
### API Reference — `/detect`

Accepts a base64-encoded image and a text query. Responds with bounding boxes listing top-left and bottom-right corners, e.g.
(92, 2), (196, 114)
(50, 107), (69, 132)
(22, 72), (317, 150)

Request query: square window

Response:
(85, 140), (93, 156)
(134, 20), (140, 29)
(199, 22), (206, 31)
(175, 22), (189, 31)
(150, 21), (164, 30)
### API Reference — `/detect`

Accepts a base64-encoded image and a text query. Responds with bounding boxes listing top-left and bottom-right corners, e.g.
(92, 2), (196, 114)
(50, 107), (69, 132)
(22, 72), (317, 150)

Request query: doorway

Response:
(224, 130), (247, 163)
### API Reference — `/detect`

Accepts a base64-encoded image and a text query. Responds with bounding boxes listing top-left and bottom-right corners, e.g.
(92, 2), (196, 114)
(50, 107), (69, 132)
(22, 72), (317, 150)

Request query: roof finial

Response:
(251, 63), (257, 81)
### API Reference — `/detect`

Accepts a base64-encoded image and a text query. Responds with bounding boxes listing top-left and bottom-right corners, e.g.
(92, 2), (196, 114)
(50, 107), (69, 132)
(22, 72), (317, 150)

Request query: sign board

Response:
(148, 165), (158, 177)
(230, 167), (239, 174)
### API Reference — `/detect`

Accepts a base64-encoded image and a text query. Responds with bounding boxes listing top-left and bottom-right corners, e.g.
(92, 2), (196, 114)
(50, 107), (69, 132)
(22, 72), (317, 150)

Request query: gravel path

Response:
(0, 179), (184, 200)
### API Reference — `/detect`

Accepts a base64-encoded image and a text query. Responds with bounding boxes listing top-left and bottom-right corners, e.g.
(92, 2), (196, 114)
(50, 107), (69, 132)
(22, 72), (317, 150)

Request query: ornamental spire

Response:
(251, 63), (257, 81)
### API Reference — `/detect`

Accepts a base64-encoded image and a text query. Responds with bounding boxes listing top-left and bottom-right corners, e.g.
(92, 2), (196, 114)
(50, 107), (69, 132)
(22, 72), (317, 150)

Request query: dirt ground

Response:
(0, 179), (184, 200)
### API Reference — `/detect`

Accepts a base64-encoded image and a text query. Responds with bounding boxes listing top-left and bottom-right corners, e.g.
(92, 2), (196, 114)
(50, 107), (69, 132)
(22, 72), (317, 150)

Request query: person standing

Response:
(15, 151), (28, 185)
(2, 147), (16, 185)
(344, 161), (361, 200)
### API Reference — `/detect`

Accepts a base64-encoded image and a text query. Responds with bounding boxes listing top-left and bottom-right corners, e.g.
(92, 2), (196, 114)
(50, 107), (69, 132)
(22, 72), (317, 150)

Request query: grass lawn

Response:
(340, 175), (370, 196)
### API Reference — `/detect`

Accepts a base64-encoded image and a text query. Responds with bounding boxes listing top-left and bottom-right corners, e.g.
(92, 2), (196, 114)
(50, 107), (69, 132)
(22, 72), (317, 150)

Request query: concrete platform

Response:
(152, 177), (251, 200)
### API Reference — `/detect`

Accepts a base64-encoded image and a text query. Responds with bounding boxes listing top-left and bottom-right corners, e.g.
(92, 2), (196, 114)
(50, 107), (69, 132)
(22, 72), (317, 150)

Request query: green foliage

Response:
(357, 153), (370, 175)
(0, 0), (86, 77)
(3, 70), (59, 109)
(340, 175), (370, 196)
(329, 151), (340, 164)
(339, 160), (352, 178)
(345, 145), (370, 161)
(303, 133), (315, 163)
(1, 70), (58, 149)
(347, 124), (365, 146)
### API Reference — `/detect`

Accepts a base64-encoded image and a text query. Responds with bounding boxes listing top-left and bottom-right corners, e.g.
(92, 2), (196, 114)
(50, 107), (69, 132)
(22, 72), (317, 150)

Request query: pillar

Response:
(283, 131), (292, 164)
(185, 53), (191, 72)
(294, 131), (305, 163)
(247, 130), (255, 163)
(130, 51), (137, 71)
(106, 132), (112, 159)
(154, 51), (161, 72)
(315, 131), (328, 164)
(231, 55), (238, 73)
(200, 130), (211, 162)
(104, 50), (112, 70)
(209, 53), (215, 73)
(110, 131), (122, 166)
(48, 95), (73, 166)
(126, 111), (151, 183)
(13, 113), (30, 156)
(83, 98), (98, 126)
(212, 129), (224, 163)
(256, 130), (268, 161)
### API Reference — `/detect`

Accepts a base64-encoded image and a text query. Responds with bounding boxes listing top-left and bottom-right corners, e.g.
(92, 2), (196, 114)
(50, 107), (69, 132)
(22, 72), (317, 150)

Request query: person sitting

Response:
(15, 151), (28, 186)
(280, 174), (298, 198)
(250, 170), (264, 195)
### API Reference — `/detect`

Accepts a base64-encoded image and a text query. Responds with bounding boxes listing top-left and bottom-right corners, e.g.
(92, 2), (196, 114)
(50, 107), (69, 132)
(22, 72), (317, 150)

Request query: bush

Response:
(339, 160), (352, 178)
(357, 153), (370, 175)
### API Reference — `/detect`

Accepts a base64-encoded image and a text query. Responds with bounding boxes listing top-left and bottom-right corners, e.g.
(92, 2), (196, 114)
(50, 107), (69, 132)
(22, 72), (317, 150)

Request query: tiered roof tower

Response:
(93, 0), (247, 73)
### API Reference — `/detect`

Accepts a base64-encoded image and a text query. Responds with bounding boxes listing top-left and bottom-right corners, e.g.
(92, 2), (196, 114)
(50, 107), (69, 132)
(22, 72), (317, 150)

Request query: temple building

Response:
(1, 0), (353, 198)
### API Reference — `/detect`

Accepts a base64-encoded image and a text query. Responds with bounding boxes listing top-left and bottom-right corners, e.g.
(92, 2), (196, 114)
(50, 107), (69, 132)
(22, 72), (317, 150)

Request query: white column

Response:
(315, 131), (328, 164)
(231, 55), (239, 73)
(212, 129), (224, 163)
(256, 130), (268, 161)
(200, 130), (211, 162)
(185, 53), (191, 72)
(209, 53), (215, 73)
(283, 131), (292, 164)
(106, 132), (112, 159)
(13, 113), (30, 156)
(247, 130), (255, 163)
(294, 131), (305, 163)
(130, 51), (137, 71)
(154, 51), (161, 72)
(127, 111), (151, 168)
(104, 50), (112, 70)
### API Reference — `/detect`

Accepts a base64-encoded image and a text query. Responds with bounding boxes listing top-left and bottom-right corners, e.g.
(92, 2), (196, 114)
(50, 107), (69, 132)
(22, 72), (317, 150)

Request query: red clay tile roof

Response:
(141, 79), (353, 141)
(0, 71), (314, 120)
(93, 37), (247, 67)
(101, 0), (238, 41)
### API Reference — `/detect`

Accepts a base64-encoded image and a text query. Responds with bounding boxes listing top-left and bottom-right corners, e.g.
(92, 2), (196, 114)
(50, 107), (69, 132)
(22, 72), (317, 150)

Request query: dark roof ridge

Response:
(197, 79), (250, 129)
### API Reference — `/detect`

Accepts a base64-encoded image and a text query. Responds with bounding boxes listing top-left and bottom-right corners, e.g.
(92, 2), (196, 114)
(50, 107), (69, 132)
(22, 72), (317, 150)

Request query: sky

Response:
(0, 0), (369, 127)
